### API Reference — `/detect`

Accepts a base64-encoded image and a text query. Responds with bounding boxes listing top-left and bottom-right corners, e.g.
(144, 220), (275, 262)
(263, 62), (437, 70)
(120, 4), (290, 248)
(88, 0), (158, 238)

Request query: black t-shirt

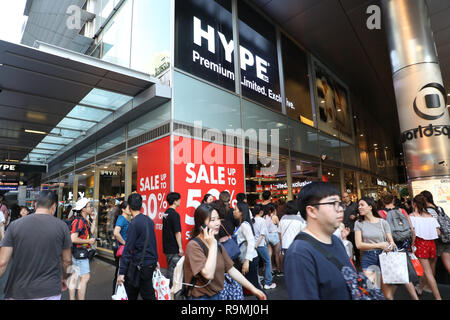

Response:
(162, 208), (182, 254)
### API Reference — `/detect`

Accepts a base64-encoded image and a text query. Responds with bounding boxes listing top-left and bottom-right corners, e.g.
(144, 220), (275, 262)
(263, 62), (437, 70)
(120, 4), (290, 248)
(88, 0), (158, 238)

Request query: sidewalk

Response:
(63, 258), (450, 300)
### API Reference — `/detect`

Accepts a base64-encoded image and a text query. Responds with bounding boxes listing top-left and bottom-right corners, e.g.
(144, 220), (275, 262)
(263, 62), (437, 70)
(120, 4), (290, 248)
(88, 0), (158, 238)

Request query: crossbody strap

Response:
(295, 233), (347, 271)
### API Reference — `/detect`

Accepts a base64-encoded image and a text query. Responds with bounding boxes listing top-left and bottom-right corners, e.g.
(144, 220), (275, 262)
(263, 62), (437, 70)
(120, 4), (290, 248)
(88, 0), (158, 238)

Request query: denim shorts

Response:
(188, 293), (220, 300)
(72, 257), (90, 275)
(268, 232), (280, 246)
(361, 250), (382, 271)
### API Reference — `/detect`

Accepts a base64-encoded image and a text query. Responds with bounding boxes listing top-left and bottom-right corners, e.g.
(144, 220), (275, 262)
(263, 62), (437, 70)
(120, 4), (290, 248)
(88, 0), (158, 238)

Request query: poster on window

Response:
(137, 136), (171, 268)
(314, 60), (354, 144)
(411, 178), (450, 217)
(173, 135), (245, 247)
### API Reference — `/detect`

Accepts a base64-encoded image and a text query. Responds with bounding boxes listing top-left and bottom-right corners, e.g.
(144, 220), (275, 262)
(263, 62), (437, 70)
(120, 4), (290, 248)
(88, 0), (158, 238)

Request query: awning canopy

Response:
(0, 40), (169, 165)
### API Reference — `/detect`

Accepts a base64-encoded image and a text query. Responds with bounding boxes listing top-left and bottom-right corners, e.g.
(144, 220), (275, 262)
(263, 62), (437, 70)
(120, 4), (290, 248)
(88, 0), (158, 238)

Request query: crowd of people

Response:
(0, 183), (448, 300)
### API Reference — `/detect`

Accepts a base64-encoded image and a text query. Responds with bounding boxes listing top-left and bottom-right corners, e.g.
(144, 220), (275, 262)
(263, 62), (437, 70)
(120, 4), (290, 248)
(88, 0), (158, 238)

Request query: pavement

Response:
(61, 257), (450, 300)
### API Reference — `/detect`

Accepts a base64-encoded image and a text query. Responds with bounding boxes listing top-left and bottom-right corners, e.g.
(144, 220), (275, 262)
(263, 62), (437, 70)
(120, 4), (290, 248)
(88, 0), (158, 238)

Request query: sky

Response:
(0, 0), (28, 43)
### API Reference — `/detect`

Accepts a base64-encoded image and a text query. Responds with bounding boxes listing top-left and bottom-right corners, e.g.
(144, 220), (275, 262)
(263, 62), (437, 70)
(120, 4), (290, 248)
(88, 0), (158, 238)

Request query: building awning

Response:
(0, 40), (170, 164)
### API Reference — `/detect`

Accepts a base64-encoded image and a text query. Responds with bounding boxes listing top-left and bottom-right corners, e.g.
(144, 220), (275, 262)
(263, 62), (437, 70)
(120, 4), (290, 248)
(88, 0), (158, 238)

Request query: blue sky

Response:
(0, 0), (27, 43)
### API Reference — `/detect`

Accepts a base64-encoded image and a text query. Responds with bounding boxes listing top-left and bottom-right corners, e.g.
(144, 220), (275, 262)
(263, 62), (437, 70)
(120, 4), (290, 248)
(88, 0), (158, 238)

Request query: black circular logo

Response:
(413, 83), (447, 120)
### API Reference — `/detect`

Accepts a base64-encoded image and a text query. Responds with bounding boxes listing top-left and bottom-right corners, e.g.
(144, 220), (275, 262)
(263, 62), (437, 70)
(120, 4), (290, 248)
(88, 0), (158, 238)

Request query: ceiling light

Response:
(25, 129), (47, 135)
(116, 162), (122, 165)
(103, 166), (107, 169)
(373, 144), (378, 146)
(360, 134), (364, 137)
(134, 156), (138, 159)
(337, 109), (341, 112)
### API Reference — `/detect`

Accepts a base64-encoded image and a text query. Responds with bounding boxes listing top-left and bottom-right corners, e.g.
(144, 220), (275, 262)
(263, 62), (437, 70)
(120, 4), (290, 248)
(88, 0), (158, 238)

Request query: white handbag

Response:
(112, 284), (128, 300)
(379, 251), (409, 284)
(153, 269), (172, 300)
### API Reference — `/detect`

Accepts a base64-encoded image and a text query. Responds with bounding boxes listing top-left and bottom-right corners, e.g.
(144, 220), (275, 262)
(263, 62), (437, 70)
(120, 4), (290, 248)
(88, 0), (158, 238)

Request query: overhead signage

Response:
(175, 0), (284, 111)
(0, 163), (47, 173)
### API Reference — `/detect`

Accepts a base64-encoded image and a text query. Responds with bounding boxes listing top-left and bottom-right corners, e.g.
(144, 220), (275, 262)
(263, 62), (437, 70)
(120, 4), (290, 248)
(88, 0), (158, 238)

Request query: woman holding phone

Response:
(183, 204), (266, 300)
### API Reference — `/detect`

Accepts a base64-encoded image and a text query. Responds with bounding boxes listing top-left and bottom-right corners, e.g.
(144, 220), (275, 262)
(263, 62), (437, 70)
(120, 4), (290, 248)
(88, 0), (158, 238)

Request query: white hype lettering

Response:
(193, 16), (270, 83)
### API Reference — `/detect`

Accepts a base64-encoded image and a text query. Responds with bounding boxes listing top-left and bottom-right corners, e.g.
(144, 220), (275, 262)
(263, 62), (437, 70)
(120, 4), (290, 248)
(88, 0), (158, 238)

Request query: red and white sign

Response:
(137, 136), (171, 268)
(173, 135), (245, 248)
(137, 135), (245, 267)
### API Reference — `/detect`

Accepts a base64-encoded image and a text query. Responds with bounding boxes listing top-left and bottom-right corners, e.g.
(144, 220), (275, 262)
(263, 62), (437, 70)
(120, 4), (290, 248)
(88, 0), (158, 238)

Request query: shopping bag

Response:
(408, 252), (424, 277)
(379, 251), (409, 284)
(112, 284), (128, 300)
(153, 269), (172, 300)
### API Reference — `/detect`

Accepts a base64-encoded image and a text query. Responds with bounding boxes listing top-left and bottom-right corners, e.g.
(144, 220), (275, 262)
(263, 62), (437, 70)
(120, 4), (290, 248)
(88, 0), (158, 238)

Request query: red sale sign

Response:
(136, 135), (245, 267)
(137, 136), (171, 267)
(173, 135), (245, 248)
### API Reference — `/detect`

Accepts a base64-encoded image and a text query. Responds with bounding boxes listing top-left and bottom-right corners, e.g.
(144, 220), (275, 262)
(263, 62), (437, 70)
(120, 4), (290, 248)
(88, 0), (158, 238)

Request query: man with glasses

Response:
(284, 182), (354, 299)
(69, 198), (97, 300)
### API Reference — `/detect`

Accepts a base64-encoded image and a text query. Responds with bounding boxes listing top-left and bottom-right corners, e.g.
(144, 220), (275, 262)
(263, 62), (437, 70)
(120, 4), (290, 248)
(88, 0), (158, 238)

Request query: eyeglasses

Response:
(309, 201), (344, 211)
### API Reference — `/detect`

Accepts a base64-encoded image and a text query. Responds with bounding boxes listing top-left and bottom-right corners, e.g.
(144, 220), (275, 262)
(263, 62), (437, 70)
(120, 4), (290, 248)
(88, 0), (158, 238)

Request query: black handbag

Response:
(72, 246), (88, 260)
(126, 220), (150, 288)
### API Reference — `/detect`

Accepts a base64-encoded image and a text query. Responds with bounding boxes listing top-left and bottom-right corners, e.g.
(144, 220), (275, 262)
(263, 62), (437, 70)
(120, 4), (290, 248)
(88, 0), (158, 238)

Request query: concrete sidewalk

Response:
(62, 258), (450, 300)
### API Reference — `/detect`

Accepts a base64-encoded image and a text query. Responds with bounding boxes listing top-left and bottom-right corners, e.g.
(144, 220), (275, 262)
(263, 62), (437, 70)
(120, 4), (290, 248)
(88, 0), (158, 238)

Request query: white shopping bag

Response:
(112, 284), (128, 300)
(153, 269), (172, 300)
(379, 251), (409, 284)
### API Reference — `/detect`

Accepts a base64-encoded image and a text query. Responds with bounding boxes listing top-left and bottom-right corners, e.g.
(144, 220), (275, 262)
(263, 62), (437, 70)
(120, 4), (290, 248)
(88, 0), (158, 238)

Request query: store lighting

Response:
(337, 109), (341, 112)
(116, 162), (122, 165)
(134, 156), (138, 159)
(25, 129), (47, 135)
(103, 166), (107, 169)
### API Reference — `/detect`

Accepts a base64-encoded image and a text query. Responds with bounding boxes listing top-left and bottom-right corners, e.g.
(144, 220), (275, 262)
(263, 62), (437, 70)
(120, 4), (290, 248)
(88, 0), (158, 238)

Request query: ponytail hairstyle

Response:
(413, 194), (428, 215)
(420, 191), (437, 208)
(114, 201), (128, 227)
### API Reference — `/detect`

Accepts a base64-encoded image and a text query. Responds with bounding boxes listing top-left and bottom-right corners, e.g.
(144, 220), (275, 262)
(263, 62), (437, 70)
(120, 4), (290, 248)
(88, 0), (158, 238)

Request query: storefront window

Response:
(173, 71), (241, 131)
(97, 154), (126, 251)
(100, 0), (132, 68)
(290, 159), (320, 197)
(245, 154), (288, 206)
(238, 1), (281, 112)
(321, 166), (341, 191)
(281, 34), (313, 125)
(288, 119), (320, 157)
(318, 132), (341, 163)
(96, 128), (126, 155)
(131, 0), (171, 78)
(313, 60), (353, 144)
(76, 167), (95, 200)
(61, 173), (75, 219)
(343, 170), (357, 196)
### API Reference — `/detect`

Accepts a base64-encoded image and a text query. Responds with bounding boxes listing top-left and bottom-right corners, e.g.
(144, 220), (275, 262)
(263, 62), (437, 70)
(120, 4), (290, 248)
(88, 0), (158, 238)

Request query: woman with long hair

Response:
(355, 197), (396, 299)
(183, 204), (265, 300)
(420, 190), (450, 275)
(112, 201), (130, 294)
(265, 204), (281, 276)
(233, 202), (262, 292)
(410, 195), (442, 299)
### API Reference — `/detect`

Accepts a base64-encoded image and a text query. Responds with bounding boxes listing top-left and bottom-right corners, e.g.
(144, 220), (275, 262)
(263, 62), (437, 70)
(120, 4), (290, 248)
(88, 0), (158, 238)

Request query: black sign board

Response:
(0, 163), (47, 173)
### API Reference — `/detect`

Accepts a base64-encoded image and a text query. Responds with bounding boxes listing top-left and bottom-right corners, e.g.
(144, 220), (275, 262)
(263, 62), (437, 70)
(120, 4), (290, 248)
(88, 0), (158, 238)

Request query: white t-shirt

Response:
(236, 221), (258, 262)
(410, 216), (440, 240)
(0, 211), (5, 224)
(253, 216), (268, 247)
(278, 214), (307, 250)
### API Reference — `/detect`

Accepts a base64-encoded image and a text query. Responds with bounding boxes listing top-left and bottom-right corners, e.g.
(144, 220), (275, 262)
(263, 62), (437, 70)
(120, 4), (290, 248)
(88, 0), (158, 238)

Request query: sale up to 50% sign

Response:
(141, 173), (168, 220)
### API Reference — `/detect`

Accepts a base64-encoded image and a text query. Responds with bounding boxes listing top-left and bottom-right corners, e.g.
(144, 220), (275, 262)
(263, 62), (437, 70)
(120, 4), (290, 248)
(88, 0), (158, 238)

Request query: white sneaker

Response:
(264, 283), (276, 290)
